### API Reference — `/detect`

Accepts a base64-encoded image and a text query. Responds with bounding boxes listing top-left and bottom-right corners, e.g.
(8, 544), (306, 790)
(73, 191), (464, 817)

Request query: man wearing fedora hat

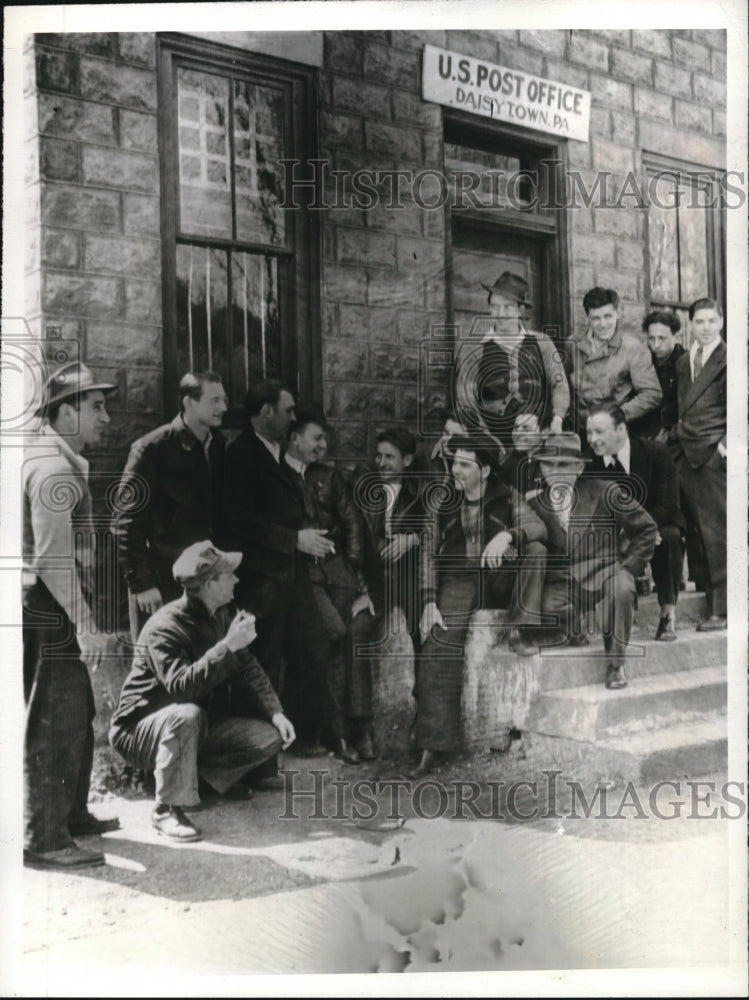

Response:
(109, 541), (296, 843)
(528, 432), (657, 689)
(454, 271), (570, 451)
(23, 361), (120, 869)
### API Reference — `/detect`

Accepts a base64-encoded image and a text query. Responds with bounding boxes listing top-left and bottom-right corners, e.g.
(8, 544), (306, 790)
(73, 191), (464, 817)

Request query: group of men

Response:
(22, 271), (727, 867)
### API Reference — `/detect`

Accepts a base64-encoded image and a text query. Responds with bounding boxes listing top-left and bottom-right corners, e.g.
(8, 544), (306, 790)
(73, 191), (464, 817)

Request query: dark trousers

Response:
(23, 582), (95, 853)
(650, 523), (685, 607)
(676, 449), (727, 616)
(415, 542), (546, 752)
(110, 704), (281, 807)
(541, 562), (636, 666)
(236, 573), (294, 695)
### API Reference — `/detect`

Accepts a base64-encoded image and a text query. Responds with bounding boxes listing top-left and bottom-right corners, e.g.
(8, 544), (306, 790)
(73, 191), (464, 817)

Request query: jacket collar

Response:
(575, 328), (622, 357)
(171, 413), (211, 452)
(40, 423), (89, 477)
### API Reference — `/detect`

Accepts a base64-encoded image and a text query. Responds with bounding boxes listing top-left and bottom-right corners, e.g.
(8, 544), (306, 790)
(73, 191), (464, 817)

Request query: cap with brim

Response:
(480, 271), (532, 307)
(534, 432), (592, 463)
(37, 361), (117, 415)
(173, 541), (243, 587)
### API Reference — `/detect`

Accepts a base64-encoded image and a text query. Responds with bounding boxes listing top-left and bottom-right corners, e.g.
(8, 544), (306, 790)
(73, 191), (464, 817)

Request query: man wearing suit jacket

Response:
(671, 298), (727, 631)
(530, 432), (657, 690)
(586, 401), (686, 641)
(224, 380), (333, 700)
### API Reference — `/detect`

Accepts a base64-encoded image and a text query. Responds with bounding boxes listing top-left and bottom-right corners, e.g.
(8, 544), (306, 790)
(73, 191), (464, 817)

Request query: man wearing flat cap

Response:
(109, 542), (295, 843)
(529, 432), (657, 690)
(23, 361), (120, 869)
(455, 271), (570, 451)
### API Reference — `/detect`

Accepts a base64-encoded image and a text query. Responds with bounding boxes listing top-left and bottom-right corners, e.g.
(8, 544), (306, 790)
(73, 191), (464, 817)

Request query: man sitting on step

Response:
(110, 542), (295, 843)
(586, 401), (686, 642)
(529, 432), (657, 690)
(413, 433), (548, 777)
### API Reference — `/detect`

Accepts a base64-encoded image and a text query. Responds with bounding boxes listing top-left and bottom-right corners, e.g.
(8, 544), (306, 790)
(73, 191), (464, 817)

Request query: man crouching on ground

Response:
(109, 542), (295, 843)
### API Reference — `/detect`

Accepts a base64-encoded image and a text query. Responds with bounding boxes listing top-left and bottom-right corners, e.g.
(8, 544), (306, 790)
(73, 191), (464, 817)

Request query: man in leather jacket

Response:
(283, 407), (372, 762)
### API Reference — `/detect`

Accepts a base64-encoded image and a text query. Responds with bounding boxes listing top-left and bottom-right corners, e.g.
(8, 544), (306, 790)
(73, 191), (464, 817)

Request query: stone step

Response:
(631, 590), (707, 631)
(528, 666), (726, 741)
(523, 713), (728, 785)
(532, 630), (726, 690)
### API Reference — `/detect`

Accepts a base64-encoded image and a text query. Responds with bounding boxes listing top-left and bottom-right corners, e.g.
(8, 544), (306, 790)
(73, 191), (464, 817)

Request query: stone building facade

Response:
(24, 28), (727, 476)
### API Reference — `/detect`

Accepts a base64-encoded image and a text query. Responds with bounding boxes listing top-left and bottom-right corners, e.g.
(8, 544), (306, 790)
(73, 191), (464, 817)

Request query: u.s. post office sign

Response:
(422, 45), (591, 142)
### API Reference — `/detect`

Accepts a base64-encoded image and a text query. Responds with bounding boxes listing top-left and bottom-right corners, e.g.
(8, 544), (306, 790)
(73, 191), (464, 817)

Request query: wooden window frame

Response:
(643, 151), (726, 320)
(157, 32), (322, 420)
(442, 108), (571, 343)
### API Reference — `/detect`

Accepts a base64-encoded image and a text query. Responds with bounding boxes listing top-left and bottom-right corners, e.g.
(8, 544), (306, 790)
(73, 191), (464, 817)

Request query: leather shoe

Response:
(696, 615), (727, 632)
(24, 844), (105, 869)
(151, 805), (202, 842)
(68, 812), (121, 836)
(408, 749), (443, 778)
(655, 616), (677, 641)
(605, 664), (627, 690)
(356, 726), (378, 761)
(508, 627), (539, 657)
(333, 738), (360, 765)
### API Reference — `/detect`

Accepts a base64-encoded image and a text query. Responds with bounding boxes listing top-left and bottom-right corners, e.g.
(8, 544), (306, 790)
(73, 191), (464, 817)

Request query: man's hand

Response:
(135, 587), (163, 615)
(297, 527), (335, 558)
(548, 415), (564, 434)
(225, 610), (257, 652)
(420, 601), (446, 643)
(655, 530), (662, 546)
(77, 629), (110, 671)
(717, 441), (727, 459)
(351, 593), (375, 618)
(481, 531), (516, 568)
(381, 533), (417, 563)
(271, 712), (296, 749)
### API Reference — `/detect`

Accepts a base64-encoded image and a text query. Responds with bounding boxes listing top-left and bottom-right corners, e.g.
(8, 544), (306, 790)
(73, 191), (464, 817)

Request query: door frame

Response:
(442, 108), (571, 344)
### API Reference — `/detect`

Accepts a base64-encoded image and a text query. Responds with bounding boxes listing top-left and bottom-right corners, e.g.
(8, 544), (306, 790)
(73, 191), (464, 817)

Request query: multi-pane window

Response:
(646, 158), (725, 342)
(159, 34), (320, 421)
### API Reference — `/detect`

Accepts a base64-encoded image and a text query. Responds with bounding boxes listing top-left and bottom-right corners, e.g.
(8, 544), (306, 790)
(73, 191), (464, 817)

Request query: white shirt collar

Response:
(284, 453), (306, 478)
(603, 436), (631, 473)
(690, 336), (722, 368)
(256, 431), (280, 463)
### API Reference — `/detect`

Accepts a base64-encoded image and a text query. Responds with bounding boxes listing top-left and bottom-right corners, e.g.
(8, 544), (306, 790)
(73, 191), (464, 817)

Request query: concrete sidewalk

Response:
(17, 761), (741, 991)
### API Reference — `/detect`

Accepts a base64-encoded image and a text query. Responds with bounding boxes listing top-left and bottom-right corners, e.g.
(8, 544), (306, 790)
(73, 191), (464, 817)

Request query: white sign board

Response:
(422, 44), (591, 142)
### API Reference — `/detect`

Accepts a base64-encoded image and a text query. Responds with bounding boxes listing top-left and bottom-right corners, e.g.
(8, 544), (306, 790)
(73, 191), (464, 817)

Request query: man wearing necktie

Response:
(529, 432), (657, 690)
(586, 402), (686, 641)
(671, 298), (727, 631)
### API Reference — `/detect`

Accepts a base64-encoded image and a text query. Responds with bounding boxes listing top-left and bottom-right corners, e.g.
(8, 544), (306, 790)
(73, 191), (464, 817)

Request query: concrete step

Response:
(596, 713), (728, 783)
(523, 713), (727, 785)
(533, 629), (726, 690)
(633, 591), (707, 630)
(528, 666), (726, 741)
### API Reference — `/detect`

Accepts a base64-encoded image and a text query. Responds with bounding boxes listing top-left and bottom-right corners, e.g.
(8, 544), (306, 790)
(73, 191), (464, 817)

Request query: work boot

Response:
(24, 844), (106, 869)
(408, 749), (444, 778)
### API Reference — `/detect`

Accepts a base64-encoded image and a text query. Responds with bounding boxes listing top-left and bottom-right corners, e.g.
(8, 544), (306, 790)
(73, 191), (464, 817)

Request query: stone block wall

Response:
(24, 31), (163, 481)
(25, 28), (727, 463)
